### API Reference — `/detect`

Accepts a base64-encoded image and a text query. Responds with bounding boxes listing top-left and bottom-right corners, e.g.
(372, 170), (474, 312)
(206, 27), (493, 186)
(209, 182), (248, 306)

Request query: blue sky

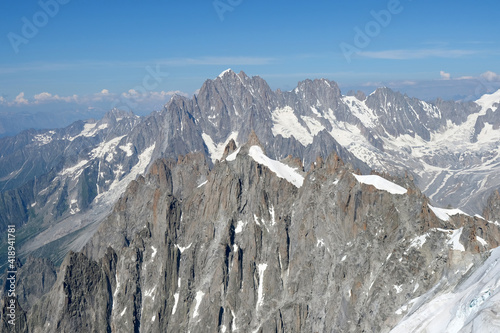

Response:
(1, 0), (500, 116)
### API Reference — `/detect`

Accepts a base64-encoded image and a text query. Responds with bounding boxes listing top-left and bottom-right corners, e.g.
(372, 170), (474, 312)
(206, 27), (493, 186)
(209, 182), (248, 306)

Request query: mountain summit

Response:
(1, 72), (500, 331)
(1, 73), (499, 264)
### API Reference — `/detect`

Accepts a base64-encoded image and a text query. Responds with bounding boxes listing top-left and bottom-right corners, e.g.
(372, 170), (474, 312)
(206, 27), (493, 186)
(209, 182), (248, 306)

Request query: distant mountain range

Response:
(0, 107), (110, 138)
(1, 70), (500, 332)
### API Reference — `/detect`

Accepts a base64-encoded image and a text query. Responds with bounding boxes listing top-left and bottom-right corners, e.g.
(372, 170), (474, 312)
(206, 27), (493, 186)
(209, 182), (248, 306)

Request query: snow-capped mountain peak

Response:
(475, 88), (500, 114)
(218, 68), (233, 78)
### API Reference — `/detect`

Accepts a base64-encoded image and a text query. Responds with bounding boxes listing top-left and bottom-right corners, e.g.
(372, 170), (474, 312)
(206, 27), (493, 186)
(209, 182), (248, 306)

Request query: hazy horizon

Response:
(1, 0), (500, 135)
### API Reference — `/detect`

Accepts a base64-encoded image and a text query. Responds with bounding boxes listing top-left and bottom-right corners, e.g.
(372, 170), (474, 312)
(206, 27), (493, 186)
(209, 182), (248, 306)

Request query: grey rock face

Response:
(2, 70), (500, 331)
(0, 71), (370, 269)
(160, 70), (370, 172)
(26, 249), (117, 333)
(1, 256), (57, 312)
(159, 71), (499, 215)
(21, 138), (499, 332)
(484, 190), (500, 222)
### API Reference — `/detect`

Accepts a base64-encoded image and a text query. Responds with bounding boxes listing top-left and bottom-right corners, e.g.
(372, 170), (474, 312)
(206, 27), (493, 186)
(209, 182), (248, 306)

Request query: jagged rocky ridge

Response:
(6, 136), (500, 332)
(1, 70), (500, 270)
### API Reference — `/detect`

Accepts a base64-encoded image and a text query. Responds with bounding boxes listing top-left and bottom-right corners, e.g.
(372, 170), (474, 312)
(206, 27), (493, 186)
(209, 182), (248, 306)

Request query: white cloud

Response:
(1, 89), (188, 111)
(391, 80), (417, 86)
(33, 92), (78, 103)
(86, 90), (115, 102)
(440, 71), (451, 80)
(150, 90), (189, 98)
(62, 94), (78, 102)
(34, 92), (54, 101)
(481, 71), (500, 82)
(361, 81), (384, 87)
(121, 89), (187, 101)
(12, 92), (29, 105)
(121, 89), (140, 99)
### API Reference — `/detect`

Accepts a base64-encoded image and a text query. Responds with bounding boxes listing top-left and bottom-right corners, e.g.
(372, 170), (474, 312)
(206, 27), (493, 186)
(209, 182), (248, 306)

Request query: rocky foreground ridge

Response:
(3, 134), (500, 332)
(1, 70), (500, 278)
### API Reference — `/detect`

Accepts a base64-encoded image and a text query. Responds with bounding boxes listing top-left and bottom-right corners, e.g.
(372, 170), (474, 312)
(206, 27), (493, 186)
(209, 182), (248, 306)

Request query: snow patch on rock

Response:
(218, 68), (232, 78)
(226, 147), (241, 161)
(60, 160), (89, 177)
(193, 291), (205, 318)
(119, 142), (134, 157)
(197, 180), (208, 188)
(271, 106), (316, 146)
(94, 143), (155, 206)
(448, 228), (465, 251)
(202, 132), (238, 163)
(429, 205), (469, 222)
(248, 146), (304, 188)
(353, 174), (407, 195)
(176, 243), (192, 253)
(235, 220), (245, 234)
(256, 264), (267, 310)
(90, 135), (126, 162)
